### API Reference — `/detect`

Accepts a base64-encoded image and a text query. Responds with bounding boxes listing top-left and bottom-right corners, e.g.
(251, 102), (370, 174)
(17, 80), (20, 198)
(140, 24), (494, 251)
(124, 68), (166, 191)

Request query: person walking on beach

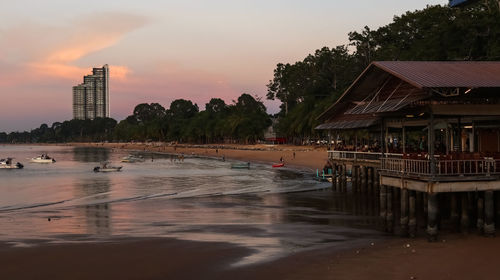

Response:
(280, 156), (283, 163)
(293, 152), (296, 159)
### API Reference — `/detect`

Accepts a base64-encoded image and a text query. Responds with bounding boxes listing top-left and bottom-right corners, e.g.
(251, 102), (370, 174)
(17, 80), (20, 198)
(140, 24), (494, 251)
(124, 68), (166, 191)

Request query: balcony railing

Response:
(328, 150), (500, 177)
(328, 151), (402, 162)
(381, 158), (499, 177)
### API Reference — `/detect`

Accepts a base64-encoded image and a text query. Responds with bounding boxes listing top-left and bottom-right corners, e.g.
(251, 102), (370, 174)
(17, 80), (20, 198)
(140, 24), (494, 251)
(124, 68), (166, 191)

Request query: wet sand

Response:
(75, 142), (330, 171)
(5, 143), (500, 279)
(2, 235), (499, 279)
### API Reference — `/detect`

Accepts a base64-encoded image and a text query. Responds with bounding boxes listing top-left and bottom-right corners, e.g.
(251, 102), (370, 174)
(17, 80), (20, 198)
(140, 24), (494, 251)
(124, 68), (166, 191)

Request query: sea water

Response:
(0, 145), (384, 265)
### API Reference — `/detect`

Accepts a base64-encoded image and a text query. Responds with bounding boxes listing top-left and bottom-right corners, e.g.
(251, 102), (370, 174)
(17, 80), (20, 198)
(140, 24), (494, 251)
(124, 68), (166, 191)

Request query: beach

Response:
(76, 142), (330, 171)
(2, 143), (500, 279)
(2, 232), (499, 279)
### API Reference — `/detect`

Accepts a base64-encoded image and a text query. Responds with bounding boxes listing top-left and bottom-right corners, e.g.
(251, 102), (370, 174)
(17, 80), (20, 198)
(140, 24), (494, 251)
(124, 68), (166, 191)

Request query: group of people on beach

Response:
(170, 154), (185, 163)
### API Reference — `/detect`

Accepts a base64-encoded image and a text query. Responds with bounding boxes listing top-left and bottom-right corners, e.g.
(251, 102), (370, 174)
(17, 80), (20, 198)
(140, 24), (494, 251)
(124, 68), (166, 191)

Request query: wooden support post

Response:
(400, 188), (409, 237)
(427, 193), (438, 241)
(423, 193), (428, 223)
(460, 192), (470, 233)
(477, 192), (485, 234)
(367, 167), (373, 194)
(373, 168), (380, 195)
(380, 185), (387, 231)
(450, 193), (459, 232)
(484, 190), (495, 236)
(360, 166), (366, 193)
(352, 166), (358, 193)
(331, 162), (337, 191)
(341, 164), (347, 192)
(409, 190), (417, 238)
(387, 186), (394, 233)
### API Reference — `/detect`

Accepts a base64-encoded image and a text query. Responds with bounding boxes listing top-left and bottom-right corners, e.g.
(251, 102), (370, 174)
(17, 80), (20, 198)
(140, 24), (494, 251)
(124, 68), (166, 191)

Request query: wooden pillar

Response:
(450, 193), (459, 232)
(331, 162), (337, 191)
(380, 185), (387, 231)
(477, 192), (484, 234)
(427, 193), (439, 241)
(367, 167), (373, 194)
(353, 166), (359, 193)
(386, 186), (394, 233)
(484, 190), (495, 236)
(460, 192), (470, 233)
(360, 166), (366, 193)
(409, 190), (417, 238)
(400, 188), (409, 237)
(373, 168), (380, 195)
(341, 164), (347, 192)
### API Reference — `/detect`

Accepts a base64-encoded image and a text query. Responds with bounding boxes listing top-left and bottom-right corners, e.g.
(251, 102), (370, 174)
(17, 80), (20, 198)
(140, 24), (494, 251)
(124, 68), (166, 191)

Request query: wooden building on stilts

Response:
(317, 61), (500, 240)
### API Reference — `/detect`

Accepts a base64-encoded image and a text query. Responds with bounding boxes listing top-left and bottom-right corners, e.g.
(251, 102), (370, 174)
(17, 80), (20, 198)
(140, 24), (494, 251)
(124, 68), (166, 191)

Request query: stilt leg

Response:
(460, 192), (470, 234)
(360, 166), (366, 193)
(450, 193), (459, 232)
(400, 188), (409, 237)
(484, 190), (495, 237)
(380, 185), (387, 231)
(427, 193), (438, 242)
(386, 187), (394, 233)
(477, 192), (484, 234)
(409, 190), (417, 238)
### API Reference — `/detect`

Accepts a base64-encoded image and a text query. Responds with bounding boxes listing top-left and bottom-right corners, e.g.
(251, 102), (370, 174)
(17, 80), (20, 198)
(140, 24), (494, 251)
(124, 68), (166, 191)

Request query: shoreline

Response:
(3, 143), (500, 279)
(71, 142), (330, 172)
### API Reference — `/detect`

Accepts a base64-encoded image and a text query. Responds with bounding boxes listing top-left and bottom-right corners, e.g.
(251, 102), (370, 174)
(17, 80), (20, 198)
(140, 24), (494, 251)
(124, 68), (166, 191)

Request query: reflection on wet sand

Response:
(73, 177), (112, 236)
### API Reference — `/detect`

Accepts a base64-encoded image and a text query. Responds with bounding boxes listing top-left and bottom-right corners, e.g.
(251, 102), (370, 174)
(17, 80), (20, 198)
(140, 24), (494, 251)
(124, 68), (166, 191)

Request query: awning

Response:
(315, 118), (379, 130)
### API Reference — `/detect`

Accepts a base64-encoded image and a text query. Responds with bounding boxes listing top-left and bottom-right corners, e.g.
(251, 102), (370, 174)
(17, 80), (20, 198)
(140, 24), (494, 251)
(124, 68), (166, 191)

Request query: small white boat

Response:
(30, 154), (56, 163)
(121, 154), (145, 163)
(93, 162), (122, 172)
(0, 158), (24, 169)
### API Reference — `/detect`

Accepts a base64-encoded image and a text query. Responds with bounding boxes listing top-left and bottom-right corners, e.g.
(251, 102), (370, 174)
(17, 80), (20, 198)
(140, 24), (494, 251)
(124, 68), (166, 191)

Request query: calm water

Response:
(0, 145), (384, 265)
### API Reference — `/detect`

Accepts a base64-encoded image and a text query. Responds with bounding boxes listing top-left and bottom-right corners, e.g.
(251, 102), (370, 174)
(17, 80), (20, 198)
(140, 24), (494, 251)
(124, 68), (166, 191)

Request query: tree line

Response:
(0, 94), (271, 144)
(2, 3), (499, 144)
(266, 2), (500, 142)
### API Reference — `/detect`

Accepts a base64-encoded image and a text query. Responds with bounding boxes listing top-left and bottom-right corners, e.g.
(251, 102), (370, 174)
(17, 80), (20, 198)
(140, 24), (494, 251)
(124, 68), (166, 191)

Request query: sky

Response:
(0, 0), (446, 132)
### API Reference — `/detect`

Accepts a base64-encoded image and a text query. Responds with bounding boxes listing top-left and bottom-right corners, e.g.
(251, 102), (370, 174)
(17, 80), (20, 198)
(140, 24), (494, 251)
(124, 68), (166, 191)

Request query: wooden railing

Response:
(381, 158), (499, 177)
(328, 151), (402, 162)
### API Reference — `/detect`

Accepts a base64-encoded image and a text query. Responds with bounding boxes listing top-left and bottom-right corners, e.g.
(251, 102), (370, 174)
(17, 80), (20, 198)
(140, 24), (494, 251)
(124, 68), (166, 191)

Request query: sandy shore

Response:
(76, 142), (330, 171)
(1, 234), (499, 279)
(4, 143), (500, 279)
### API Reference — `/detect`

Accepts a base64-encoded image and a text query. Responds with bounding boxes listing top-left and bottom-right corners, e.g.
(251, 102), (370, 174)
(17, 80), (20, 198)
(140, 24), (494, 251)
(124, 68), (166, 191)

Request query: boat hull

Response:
(94, 166), (122, 172)
(272, 163), (285, 168)
(30, 158), (56, 163)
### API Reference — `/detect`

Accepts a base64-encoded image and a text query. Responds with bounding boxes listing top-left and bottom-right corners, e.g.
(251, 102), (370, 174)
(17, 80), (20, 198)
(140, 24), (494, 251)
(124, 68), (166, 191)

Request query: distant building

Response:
(73, 64), (110, 120)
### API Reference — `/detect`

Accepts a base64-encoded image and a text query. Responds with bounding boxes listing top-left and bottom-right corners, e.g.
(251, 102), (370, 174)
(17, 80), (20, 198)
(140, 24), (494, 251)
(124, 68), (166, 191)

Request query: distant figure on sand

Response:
(280, 156), (283, 163)
(293, 152), (296, 159)
(222, 155), (225, 162)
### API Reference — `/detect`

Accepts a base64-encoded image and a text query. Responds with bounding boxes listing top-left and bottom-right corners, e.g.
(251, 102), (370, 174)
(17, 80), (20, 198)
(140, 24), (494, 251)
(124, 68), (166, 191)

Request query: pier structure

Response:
(318, 61), (500, 240)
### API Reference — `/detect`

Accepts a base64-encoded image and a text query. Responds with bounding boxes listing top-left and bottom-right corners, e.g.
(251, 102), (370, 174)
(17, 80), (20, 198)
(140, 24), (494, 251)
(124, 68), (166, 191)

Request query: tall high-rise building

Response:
(73, 64), (110, 120)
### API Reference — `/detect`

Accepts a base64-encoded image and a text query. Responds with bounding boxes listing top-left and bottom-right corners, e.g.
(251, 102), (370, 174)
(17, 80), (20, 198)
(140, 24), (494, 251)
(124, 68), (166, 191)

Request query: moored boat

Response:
(30, 154), (56, 163)
(0, 158), (24, 169)
(121, 154), (145, 163)
(231, 162), (250, 169)
(272, 163), (285, 168)
(93, 162), (122, 172)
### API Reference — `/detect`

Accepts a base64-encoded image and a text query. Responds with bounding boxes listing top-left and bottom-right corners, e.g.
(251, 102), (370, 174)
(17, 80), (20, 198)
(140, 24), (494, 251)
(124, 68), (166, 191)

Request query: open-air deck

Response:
(317, 61), (500, 239)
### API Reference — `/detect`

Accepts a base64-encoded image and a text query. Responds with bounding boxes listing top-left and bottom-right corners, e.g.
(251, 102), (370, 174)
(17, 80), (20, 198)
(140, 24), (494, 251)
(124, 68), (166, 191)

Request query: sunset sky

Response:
(1, 0), (445, 132)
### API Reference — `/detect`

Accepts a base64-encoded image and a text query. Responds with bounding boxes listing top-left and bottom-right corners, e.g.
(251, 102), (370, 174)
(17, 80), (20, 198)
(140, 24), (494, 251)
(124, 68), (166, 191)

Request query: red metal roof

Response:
(374, 61), (500, 88)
